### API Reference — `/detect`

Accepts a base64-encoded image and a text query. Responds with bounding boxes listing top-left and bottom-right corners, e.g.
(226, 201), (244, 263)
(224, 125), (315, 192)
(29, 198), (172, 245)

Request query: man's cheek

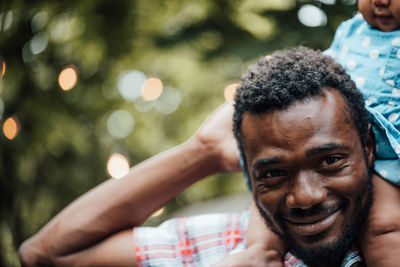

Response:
(256, 193), (278, 218)
(333, 171), (368, 198)
(256, 193), (285, 233)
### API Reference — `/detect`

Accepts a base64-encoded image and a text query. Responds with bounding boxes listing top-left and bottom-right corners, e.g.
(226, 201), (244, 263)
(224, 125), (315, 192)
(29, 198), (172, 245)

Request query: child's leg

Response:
(246, 201), (286, 255)
(360, 173), (400, 266)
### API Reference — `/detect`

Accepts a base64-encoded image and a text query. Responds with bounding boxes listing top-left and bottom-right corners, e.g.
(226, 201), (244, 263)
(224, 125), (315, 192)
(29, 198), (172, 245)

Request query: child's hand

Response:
(213, 243), (284, 267)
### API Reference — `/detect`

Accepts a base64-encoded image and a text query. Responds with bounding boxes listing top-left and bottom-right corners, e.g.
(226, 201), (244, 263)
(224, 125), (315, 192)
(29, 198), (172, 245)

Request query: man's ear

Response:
(365, 124), (375, 168)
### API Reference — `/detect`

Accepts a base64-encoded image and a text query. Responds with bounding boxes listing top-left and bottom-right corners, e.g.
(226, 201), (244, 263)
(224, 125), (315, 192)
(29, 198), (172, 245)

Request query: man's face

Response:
(241, 89), (374, 265)
(359, 0), (400, 32)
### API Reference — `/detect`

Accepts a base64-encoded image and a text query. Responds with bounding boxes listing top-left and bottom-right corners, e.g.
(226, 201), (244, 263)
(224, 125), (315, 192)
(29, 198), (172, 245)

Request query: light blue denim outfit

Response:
(324, 14), (400, 185)
(242, 14), (400, 188)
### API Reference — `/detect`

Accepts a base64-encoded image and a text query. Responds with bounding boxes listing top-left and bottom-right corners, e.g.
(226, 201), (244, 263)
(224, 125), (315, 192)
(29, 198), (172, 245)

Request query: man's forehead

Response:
(241, 89), (357, 151)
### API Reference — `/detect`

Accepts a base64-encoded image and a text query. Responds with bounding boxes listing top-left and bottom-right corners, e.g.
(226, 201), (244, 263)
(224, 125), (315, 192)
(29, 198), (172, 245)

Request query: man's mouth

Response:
(283, 207), (341, 237)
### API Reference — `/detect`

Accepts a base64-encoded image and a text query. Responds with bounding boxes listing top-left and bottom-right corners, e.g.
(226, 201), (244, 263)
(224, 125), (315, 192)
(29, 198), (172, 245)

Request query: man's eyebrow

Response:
(305, 143), (350, 157)
(252, 157), (281, 174)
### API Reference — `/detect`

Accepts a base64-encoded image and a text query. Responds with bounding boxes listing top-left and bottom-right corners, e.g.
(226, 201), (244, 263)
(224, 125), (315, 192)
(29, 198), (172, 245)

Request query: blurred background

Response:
(0, 0), (358, 265)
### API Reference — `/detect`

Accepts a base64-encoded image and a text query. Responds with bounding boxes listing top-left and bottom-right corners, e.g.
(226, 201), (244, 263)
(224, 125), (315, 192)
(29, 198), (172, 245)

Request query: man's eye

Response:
(320, 156), (341, 167)
(256, 169), (287, 188)
(263, 169), (286, 178)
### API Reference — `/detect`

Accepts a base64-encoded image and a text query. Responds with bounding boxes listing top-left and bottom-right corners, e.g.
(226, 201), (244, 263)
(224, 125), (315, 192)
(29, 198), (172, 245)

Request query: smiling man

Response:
(233, 46), (374, 266)
(242, 91), (373, 265)
(20, 47), (376, 267)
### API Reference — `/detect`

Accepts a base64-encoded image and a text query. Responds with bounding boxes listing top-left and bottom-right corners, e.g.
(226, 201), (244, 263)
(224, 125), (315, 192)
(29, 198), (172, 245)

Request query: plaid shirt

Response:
(134, 210), (363, 267)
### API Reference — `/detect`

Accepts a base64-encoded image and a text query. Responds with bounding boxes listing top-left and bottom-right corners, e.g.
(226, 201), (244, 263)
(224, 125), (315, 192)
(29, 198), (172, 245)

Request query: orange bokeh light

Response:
(151, 207), (165, 217)
(3, 116), (19, 140)
(1, 61), (5, 77)
(141, 78), (163, 101)
(58, 66), (78, 91)
(224, 83), (238, 101)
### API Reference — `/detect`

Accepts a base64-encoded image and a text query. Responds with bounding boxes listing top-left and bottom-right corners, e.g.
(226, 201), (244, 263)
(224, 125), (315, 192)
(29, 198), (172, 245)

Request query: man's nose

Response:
(372, 0), (390, 7)
(285, 171), (327, 209)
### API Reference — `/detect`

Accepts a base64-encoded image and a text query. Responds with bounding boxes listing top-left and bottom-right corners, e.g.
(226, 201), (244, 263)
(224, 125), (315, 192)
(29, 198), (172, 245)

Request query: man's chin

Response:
(270, 205), (367, 266)
(254, 203), (352, 262)
(287, 228), (354, 266)
(255, 191), (371, 266)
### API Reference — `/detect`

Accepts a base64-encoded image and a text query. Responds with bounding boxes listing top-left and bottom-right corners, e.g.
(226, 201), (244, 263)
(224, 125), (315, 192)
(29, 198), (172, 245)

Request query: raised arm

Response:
(19, 102), (241, 266)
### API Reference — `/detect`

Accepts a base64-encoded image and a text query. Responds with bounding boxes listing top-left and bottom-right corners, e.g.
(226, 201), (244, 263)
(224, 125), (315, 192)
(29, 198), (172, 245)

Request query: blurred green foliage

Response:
(0, 0), (357, 265)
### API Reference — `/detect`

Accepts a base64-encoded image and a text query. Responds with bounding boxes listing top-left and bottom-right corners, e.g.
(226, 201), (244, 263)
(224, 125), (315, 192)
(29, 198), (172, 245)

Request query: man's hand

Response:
(213, 243), (284, 267)
(194, 101), (240, 173)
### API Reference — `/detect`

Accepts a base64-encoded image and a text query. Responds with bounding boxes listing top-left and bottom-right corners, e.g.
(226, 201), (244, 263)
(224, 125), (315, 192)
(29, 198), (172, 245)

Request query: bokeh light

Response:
(0, 99), (4, 120)
(235, 11), (274, 39)
(155, 87), (181, 115)
(107, 153), (130, 179)
(319, 0), (335, 4)
(30, 32), (49, 55)
(58, 66), (78, 91)
(31, 11), (48, 32)
(118, 70), (147, 101)
(1, 60), (5, 77)
(342, 0), (356, 4)
(3, 116), (19, 140)
(0, 11), (13, 31)
(151, 207), (165, 217)
(224, 83), (238, 101)
(22, 42), (34, 63)
(134, 98), (156, 113)
(298, 5), (327, 27)
(141, 77), (163, 101)
(107, 110), (134, 139)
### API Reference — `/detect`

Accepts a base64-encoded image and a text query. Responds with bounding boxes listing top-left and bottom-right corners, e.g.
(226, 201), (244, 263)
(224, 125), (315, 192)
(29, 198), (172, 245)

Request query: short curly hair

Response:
(233, 46), (369, 180)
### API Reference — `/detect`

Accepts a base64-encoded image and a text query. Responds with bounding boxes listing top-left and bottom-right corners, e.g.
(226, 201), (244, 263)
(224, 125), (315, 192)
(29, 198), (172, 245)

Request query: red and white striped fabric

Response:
(133, 210), (362, 267)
